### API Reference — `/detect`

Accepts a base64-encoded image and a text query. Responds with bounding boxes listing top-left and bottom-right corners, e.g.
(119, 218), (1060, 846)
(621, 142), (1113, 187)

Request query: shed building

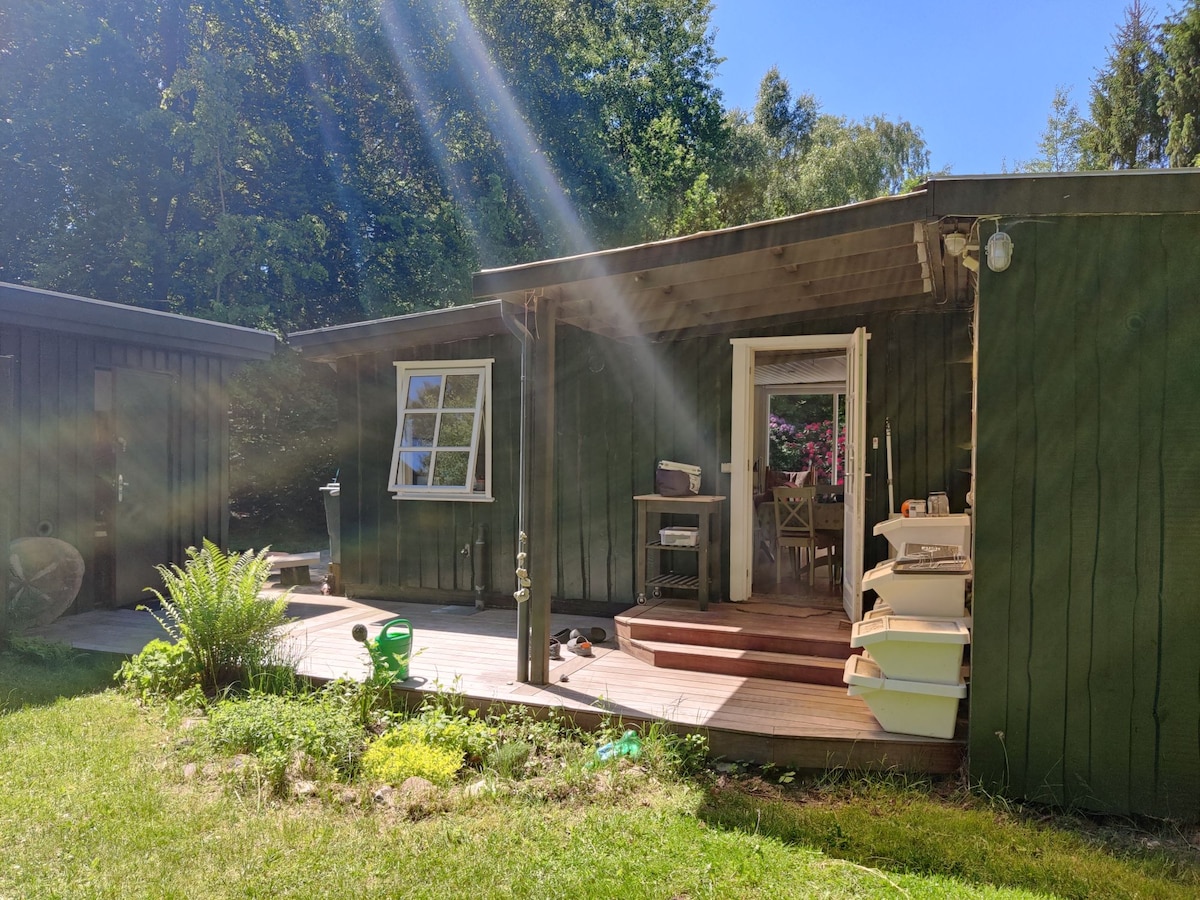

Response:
(292, 171), (1200, 820)
(0, 282), (276, 615)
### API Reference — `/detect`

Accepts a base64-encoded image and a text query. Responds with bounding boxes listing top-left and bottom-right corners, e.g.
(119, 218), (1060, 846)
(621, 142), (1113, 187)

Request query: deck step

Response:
(615, 610), (853, 659)
(619, 638), (854, 685)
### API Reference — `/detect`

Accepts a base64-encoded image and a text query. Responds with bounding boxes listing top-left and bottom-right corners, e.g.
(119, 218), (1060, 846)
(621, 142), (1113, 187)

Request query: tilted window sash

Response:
(389, 359), (493, 501)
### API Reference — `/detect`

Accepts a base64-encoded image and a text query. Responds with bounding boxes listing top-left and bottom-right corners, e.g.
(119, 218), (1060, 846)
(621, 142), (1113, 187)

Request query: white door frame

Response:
(729, 333), (868, 608)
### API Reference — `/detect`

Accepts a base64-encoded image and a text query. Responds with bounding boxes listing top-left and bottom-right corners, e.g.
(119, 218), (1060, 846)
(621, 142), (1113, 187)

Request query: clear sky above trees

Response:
(709, 0), (1190, 174)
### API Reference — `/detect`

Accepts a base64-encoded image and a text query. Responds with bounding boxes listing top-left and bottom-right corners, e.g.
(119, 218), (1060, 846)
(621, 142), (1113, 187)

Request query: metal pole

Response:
(528, 299), (555, 685)
(505, 303), (532, 683)
(885, 418), (895, 517)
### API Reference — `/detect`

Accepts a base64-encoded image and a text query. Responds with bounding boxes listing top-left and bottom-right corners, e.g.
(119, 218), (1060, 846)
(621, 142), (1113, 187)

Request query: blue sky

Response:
(708, 1), (1186, 175)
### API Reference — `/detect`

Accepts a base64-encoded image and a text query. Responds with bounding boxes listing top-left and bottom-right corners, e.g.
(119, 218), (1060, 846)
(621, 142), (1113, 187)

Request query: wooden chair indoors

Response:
(772, 486), (838, 589)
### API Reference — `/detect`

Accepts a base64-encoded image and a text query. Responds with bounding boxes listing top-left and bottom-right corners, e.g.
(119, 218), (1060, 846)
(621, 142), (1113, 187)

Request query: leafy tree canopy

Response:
(0, 0), (937, 329)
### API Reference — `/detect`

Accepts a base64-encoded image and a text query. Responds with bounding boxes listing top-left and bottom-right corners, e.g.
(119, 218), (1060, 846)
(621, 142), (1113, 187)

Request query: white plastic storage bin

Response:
(873, 514), (972, 557)
(659, 526), (699, 547)
(862, 560), (970, 617)
(843, 654), (966, 739)
(866, 599), (972, 630)
(850, 615), (970, 684)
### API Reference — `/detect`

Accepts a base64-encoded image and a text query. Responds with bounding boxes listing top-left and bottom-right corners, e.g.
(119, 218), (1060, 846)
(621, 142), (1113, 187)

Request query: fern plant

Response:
(146, 540), (293, 692)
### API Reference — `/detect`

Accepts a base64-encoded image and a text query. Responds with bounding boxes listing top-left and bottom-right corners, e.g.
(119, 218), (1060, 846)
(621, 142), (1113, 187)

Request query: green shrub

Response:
(116, 639), (198, 701)
(391, 703), (498, 764)
(146, 539), (293, 691)
(488, 740), (534, 779)
(640, 724), (709, 778)
(4, 636), (78, 666)
(361, 733), (463, 786)
(205, 689), (364, 793)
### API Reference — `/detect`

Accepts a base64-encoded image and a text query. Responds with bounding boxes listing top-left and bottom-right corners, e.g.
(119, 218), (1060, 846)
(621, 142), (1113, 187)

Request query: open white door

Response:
(730, 333), (868, 603)
(841, 327), (869, 621)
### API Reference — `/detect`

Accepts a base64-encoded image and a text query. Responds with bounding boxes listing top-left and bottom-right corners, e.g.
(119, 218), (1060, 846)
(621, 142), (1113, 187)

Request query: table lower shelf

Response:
(646, 572), (702, 592)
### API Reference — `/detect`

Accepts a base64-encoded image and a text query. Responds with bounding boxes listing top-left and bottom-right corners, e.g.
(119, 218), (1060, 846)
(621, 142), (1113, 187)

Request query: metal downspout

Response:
(501, 301), (533, 682)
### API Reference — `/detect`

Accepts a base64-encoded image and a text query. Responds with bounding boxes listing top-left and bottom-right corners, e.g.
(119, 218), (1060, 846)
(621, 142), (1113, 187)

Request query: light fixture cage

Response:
(986, 231), (1013, 272)
(943, 232), (967, 257)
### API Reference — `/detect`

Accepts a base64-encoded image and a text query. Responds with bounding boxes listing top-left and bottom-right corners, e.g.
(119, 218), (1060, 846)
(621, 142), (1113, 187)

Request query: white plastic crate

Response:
(873, 514), (972, 558)
(850, 615), (970, 684)
(659, 526), (699, 547)
(866, 600), (972, 631)
(843, 654), (966, 739)
(862, 560), (970, 617)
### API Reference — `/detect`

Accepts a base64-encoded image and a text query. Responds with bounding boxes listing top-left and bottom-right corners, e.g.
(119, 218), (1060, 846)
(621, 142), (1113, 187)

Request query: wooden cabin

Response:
(0, 283), (276, 615)
(291, 171), (1200, 820)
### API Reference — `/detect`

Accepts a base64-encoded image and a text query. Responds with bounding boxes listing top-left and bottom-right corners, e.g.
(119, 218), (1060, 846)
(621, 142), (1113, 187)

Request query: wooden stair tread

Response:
(630, 639), (848, 668)
(622, 636), (855, 686)
(616, 599), (851, 641)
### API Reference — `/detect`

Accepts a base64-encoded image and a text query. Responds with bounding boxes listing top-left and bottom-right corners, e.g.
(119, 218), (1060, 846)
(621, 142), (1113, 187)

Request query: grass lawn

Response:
(1, 648), (1197, 899)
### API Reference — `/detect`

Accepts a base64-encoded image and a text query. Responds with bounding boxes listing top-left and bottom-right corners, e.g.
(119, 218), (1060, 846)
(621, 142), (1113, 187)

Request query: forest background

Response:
(2, 0), (1197, 542)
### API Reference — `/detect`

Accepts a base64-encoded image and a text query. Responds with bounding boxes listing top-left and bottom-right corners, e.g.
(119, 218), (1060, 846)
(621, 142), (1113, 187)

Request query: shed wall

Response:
(337, 306), (972, 611)
(0, 324), (236, 612)
(970, 212), (1200, 820)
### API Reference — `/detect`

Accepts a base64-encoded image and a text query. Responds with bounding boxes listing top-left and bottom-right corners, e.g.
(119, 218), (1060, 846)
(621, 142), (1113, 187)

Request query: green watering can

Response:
(351, 618), (413, 682)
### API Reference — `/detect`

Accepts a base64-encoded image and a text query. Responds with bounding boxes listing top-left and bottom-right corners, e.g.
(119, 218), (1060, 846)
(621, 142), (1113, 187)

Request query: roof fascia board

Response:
(288, 300), (506, 362)
(0, 283), (276, 360)
(926, 171), (1200, 218)
(472, 191), (931, 300)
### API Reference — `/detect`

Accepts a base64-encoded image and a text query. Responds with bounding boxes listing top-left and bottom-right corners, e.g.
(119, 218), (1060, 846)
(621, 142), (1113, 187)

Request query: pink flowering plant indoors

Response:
(768, 413), (846, 483)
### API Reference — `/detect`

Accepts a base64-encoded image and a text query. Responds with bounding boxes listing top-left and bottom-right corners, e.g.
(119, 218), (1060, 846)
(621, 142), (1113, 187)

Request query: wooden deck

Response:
(25, 583), (965, 774)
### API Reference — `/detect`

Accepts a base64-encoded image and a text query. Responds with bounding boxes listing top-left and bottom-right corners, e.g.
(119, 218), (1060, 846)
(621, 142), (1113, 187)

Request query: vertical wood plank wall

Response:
(0, 325), (236, 613)
(971, 213), (1200, 820)
(337, 305), (972, 611)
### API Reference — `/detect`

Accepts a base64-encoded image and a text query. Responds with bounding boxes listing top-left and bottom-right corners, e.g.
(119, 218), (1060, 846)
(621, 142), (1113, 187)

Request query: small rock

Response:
(182, 762), (198, 780)
(396, 776), (437, 804)
(292, 780), (318, 799)
(464, 779), (491, 798)
(230, 754), (255, 773)
(336, 788), (360, 806)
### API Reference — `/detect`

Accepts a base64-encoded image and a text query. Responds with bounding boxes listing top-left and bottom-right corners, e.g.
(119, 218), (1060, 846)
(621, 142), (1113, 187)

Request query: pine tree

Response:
(1022, 86), (1098, 172)
(1085, 0), (1168, 168)
(1160, 1), (1200, 166)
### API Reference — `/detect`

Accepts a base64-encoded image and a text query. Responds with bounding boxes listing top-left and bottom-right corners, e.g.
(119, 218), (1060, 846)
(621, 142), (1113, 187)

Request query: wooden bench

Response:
(268, 553), (320, 586)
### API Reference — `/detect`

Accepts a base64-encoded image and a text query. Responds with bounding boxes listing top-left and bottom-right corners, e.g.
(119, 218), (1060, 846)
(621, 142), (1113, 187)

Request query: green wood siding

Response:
(337, 306), (972, 611)
(971, 213), (1200, 820)
(0, 324), (237, 613)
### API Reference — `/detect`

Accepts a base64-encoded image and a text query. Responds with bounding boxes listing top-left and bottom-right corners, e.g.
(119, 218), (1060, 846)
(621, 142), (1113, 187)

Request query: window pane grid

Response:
(390, 361), (491, 499)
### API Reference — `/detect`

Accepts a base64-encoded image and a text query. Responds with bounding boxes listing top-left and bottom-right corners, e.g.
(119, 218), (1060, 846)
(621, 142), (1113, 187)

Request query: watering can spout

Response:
(349, 619), (412, 682)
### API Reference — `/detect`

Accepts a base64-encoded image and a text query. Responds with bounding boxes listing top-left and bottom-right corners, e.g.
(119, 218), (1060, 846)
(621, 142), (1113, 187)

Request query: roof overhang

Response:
(471, 170), (1200, 341)
(289, 300), (507, 362)
(473, 191), (945, 340)
(0, 282), (277, 360)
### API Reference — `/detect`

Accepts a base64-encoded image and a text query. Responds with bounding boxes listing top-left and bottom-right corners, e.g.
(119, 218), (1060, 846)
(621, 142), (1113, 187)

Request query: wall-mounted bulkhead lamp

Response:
(943, 232), (967, 257)
(986, 230), (1013, 272)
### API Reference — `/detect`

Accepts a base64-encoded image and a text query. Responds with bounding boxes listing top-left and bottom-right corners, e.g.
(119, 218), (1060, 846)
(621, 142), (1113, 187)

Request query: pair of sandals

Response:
(548, 626), (607, 660)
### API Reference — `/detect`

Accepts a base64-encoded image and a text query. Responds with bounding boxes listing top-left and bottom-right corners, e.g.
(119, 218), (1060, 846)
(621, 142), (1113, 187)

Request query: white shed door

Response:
(842, 326), (869, 621)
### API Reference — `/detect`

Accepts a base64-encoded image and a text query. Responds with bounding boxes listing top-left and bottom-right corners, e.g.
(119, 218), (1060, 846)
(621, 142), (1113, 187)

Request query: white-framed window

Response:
(389, 359), (493, 501)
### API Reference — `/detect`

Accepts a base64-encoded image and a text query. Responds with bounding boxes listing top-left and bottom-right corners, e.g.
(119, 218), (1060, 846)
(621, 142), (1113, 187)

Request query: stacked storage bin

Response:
(842, 514), (972, 739)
